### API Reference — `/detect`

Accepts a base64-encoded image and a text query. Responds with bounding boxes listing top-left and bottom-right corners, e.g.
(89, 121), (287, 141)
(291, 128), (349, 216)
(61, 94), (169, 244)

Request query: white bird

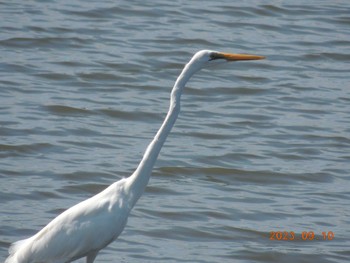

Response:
(6, 50), (264, 263)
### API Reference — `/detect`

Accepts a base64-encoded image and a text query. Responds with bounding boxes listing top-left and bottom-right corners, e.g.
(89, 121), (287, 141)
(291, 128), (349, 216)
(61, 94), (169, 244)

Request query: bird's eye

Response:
(209, 52), (224, 61)
(209, 53), (218, 61)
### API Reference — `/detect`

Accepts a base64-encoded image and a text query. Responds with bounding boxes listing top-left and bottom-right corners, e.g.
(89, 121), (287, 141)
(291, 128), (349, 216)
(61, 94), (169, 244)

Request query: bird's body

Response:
(6, 50), (264, 263)
(8, 179), (131, 263)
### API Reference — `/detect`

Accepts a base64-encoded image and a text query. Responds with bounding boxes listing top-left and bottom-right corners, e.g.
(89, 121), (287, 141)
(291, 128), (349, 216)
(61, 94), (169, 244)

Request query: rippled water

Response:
(1, 1), (350, 262)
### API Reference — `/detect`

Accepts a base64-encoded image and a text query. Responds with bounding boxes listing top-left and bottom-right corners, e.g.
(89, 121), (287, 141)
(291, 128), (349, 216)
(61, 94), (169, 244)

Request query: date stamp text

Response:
(269, 231), (334, 241)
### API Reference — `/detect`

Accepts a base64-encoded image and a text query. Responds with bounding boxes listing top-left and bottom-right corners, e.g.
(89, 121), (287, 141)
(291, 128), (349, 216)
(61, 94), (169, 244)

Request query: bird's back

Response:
(6, 179), (131, 263)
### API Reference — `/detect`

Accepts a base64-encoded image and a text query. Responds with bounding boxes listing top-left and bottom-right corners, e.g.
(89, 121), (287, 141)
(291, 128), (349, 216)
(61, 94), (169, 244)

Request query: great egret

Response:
(6, 50), (264, 263)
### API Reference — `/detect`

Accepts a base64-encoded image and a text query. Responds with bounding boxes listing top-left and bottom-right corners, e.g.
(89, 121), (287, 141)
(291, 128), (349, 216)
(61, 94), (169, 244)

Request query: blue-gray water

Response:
(1, 1), (350, 262)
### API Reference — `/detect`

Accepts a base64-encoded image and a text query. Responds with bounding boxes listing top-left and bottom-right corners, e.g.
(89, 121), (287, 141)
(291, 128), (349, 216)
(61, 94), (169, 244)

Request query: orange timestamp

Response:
(269, 231), (334, 241)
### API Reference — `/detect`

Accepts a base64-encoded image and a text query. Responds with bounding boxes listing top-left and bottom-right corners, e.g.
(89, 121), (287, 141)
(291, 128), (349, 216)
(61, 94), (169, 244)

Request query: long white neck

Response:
(126, 61), (198, 207)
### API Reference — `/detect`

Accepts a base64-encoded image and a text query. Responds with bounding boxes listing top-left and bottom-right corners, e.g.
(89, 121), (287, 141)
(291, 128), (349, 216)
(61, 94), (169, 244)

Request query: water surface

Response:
(1, 1), (350, 262)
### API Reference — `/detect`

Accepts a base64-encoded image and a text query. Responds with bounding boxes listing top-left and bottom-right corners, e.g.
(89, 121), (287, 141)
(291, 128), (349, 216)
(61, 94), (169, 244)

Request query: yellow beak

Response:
(217, 52), (265, 61)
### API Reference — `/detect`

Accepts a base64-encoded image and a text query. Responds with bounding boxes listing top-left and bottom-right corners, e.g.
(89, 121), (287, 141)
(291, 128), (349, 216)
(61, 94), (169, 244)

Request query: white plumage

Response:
(6, 50), (264, 263)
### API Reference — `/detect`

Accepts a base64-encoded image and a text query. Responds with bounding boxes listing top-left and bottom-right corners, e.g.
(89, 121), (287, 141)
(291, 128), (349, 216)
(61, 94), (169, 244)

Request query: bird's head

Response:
(188, 49), (265, 72)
